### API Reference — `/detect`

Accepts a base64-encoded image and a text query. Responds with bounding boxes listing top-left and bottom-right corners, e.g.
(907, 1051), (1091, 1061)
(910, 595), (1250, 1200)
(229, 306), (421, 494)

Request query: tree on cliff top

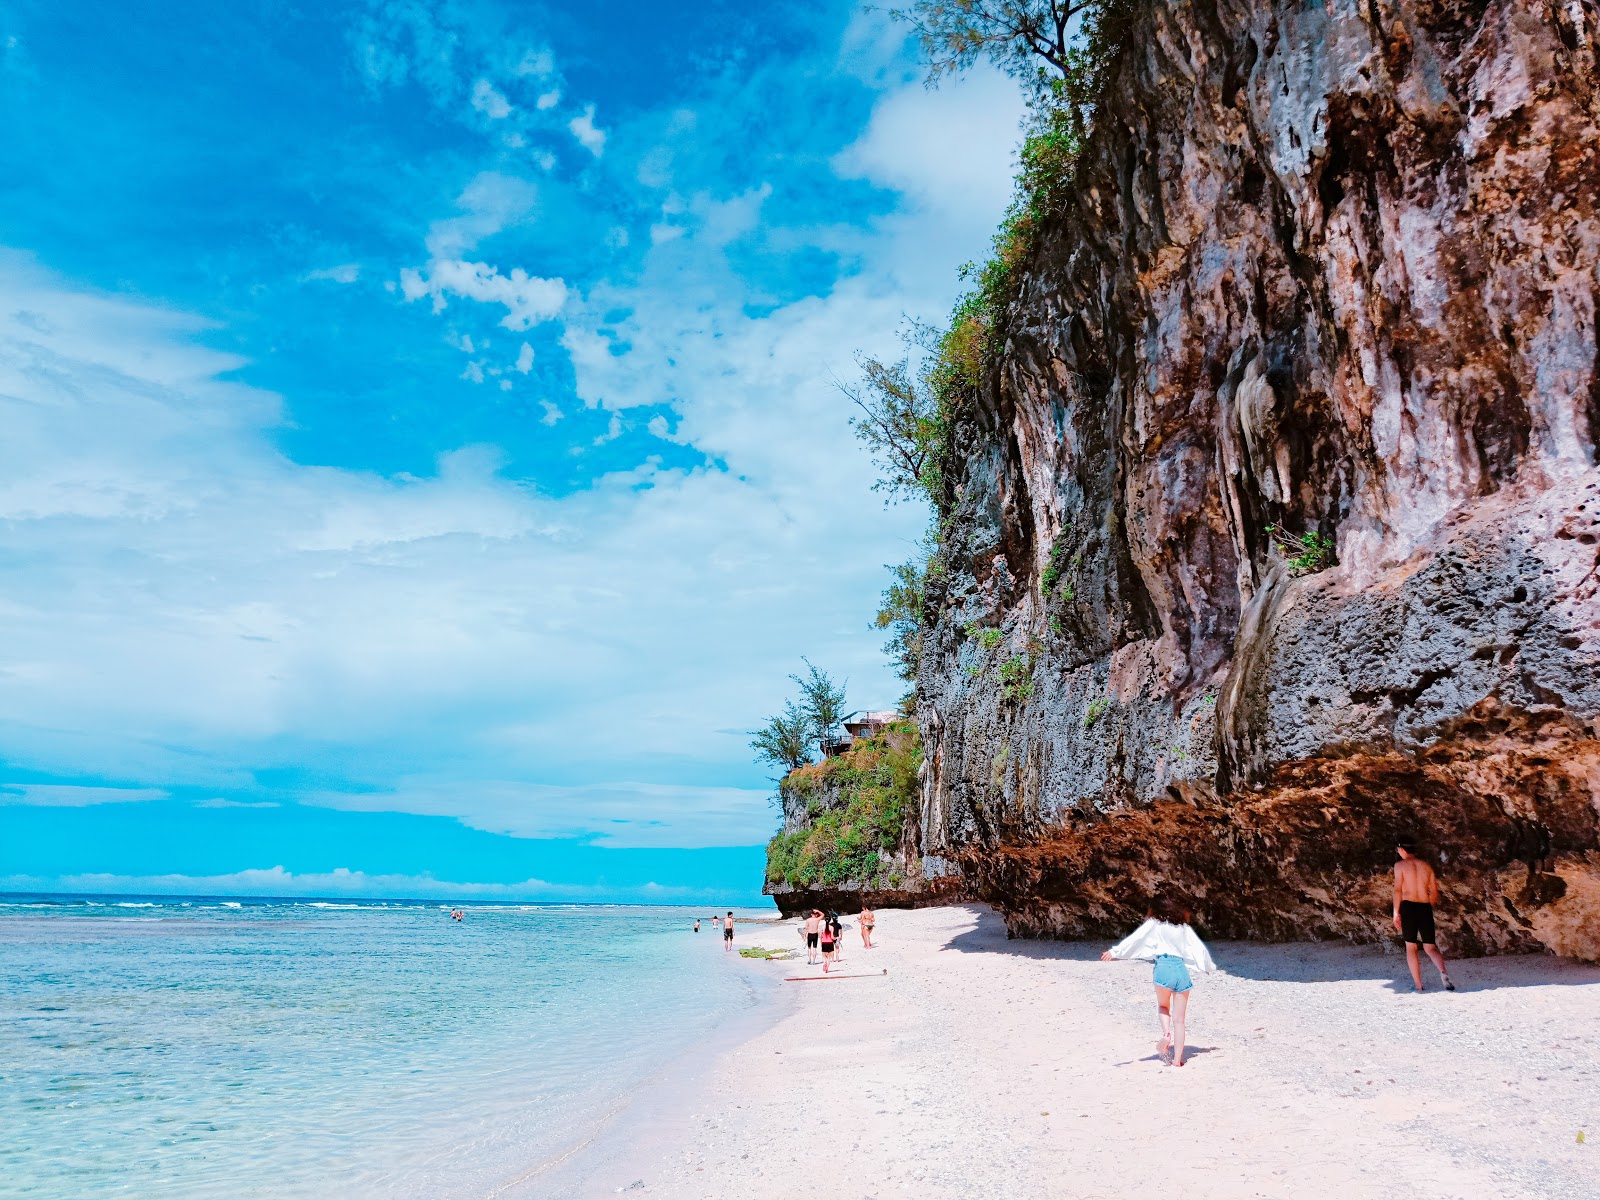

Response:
(750, 701), (811, 774)
(791, 659), (848, 757)
(889, 0), (1096, 101)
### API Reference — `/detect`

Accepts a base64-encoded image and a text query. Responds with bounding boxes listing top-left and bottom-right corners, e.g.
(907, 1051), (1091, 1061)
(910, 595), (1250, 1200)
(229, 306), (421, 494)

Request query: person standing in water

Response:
(693, 919), (701, 933)
(723, 911), (735, 952)
(1394, 839), (1456, 992)
(858, 904), (875, 949)
(712, 914), (721, 933)
(1101, 896), (1216, 1068)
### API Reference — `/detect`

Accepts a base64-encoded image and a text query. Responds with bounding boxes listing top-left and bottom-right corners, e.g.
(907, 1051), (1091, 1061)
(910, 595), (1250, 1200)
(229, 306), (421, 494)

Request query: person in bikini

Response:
(803, 909), (823, 965)
(723, 911), (735, 951)
(1394, 839), (1456, 992)
(858, 904), (875, 949)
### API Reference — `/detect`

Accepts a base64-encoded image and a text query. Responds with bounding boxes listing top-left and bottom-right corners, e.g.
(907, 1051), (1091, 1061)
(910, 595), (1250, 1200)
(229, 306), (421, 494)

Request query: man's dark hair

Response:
(1397, 838), (1419, 853)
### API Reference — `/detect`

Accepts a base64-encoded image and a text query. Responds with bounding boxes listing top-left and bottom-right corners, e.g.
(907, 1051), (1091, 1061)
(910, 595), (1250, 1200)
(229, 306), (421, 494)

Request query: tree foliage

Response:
(875, 545), (932, 683)
(889, 0), (1097, 102)
(749, 701), (812, 773)
(791, 658), (849, 756)
(840, 352), (937, 504)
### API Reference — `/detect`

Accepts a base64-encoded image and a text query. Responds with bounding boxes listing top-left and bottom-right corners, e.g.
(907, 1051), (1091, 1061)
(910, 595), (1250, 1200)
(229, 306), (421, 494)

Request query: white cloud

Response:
(403, 173), (566, 331)
(423, 172), (538, 259)
(832, 65), (1021, 228)
(0, 783), (167, 806)
(195, 797), (280, 808)
(515, 342), (535, 373)
(401, 260), (566, 330)
(539, 399), (562, 425)
(470, 78), (511, 119)
(567, 103), (606, 156)
(303, 263), (361, 284)
(536, 89), (560, 110)
(515, 48), (554, 78)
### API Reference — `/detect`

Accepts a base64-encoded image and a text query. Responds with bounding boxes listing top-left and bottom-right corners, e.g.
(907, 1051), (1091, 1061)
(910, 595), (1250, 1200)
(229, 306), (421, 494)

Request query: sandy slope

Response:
(556, 905), (1598, 1199)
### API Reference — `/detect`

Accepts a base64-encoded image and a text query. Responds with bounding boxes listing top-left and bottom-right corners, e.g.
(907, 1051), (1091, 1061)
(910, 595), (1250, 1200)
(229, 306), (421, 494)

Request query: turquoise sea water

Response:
(0, 895), (777, 1198)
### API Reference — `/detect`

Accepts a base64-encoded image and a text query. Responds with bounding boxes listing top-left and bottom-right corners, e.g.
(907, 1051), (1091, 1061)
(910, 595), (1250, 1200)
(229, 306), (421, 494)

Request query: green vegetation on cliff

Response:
(764, 722), (922, 890)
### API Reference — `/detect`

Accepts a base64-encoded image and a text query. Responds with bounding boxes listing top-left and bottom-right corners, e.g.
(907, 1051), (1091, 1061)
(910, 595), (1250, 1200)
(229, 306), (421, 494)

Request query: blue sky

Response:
(0, 0), (1021, 902)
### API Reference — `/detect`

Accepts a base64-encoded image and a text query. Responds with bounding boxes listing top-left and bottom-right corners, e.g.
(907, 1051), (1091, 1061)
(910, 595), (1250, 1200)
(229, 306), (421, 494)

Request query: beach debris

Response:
(1579, 1131), (1586, 1144)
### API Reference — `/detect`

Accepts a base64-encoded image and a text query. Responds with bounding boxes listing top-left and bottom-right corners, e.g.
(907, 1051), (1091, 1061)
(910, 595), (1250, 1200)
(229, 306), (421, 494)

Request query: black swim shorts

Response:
(806, 932), (819, 947)
(1399, 900), (1437, 945)
(723, 928), (733, 940)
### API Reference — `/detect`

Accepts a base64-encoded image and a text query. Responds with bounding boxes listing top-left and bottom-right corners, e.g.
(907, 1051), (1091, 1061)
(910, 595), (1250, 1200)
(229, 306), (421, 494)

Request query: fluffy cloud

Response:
(470, 78), (512, 119)
(303, 262), (361, 284)
(567, 103), (606, 156)
(401, 173), (566, 329)
(400, 259), (565, 328)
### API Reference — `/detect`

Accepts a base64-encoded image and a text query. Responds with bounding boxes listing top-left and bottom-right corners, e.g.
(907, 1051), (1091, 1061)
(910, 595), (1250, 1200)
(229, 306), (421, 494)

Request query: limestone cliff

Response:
(918, 0), (1600, 956)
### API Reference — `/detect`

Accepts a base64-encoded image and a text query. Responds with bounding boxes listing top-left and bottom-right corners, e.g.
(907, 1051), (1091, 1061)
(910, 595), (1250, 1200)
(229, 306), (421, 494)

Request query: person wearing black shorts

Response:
(1393, 840), (1455, 992)
(723, 911), (735, 951)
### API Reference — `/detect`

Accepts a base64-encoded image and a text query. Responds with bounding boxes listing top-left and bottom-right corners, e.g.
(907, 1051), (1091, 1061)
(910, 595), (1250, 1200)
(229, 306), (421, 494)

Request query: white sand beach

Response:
(552, 905), (1598, 1200)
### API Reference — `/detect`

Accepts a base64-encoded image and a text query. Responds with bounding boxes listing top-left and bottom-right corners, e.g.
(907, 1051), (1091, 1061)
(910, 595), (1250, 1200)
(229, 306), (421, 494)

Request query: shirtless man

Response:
(802, 909), (823, 965)
(1394, 840), (1456, 992)
(723, 911), (735, 952)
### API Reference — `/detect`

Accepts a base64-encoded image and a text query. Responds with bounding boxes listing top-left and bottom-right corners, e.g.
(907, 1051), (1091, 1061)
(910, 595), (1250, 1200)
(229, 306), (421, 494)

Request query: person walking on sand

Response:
(858, 904), (875, 949)
(1394, 839), (1456, 993)
(819, 914), (837, 972)
(1101, 896), (1217, 1068)
(827, 911), (845, 965)
(803, 909), (823, 965)
(723, 911), (735, 952)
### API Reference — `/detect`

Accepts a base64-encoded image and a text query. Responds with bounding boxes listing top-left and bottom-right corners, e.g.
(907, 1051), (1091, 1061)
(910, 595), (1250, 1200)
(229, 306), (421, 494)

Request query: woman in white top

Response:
(1101, 897), (1217, 1068)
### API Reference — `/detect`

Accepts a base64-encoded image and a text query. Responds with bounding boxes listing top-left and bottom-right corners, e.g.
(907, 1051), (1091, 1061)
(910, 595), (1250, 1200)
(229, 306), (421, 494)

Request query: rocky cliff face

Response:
(919, 0), (1600, 957)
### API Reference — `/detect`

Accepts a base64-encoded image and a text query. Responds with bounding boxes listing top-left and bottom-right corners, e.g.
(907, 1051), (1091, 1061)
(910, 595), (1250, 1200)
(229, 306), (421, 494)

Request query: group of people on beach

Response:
(797, 905), (874, 971)
(1099, 838), (1457, 1067)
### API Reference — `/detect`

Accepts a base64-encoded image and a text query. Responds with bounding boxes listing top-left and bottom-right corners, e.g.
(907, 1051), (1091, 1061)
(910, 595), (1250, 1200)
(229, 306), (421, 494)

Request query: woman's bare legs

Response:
(1153, 985), (1173, 1059)
(1170, 989), (1190, 1067)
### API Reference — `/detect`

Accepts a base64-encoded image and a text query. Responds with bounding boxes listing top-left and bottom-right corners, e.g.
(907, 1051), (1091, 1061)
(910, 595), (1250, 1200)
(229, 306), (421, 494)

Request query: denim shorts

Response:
(1152, 954), (1193, 993)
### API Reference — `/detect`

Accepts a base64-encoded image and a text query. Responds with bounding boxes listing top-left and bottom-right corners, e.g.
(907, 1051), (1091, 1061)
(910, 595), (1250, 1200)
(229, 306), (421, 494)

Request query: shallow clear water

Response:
(0, 895), (775, 1198)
